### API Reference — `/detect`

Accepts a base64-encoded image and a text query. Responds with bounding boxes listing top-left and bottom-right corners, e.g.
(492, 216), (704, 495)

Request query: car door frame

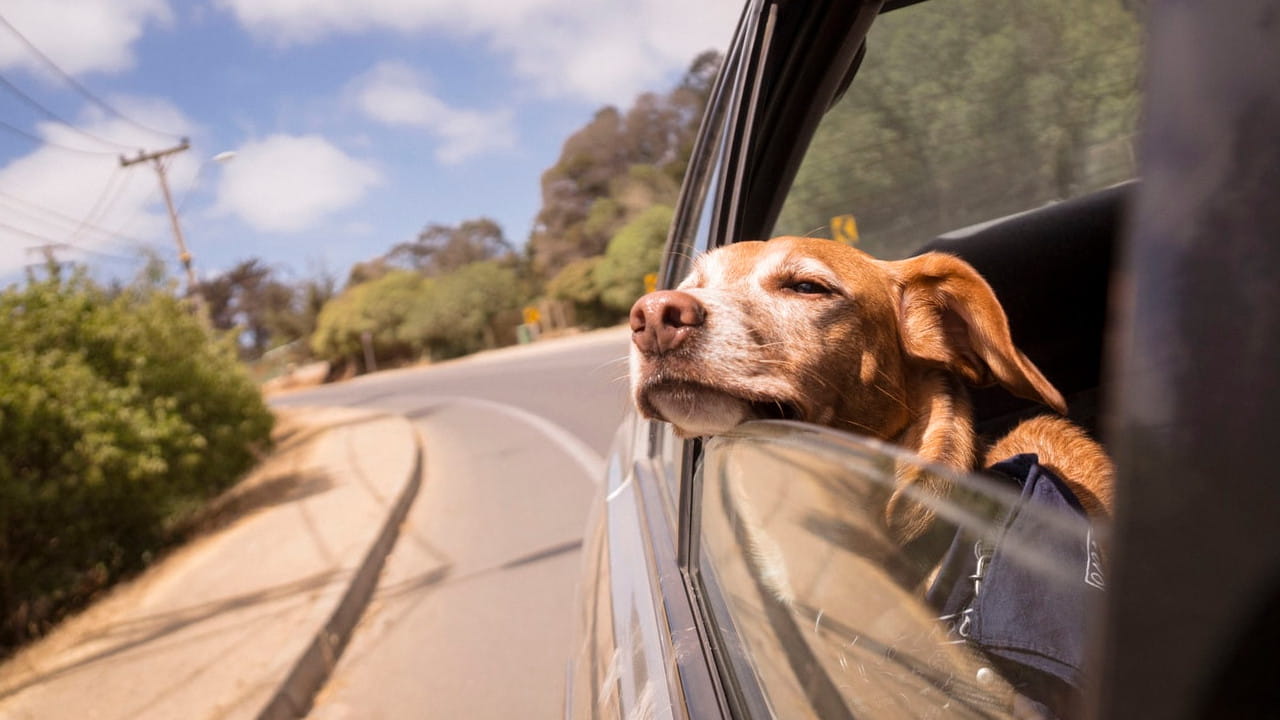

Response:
(655, 0), (890, 717)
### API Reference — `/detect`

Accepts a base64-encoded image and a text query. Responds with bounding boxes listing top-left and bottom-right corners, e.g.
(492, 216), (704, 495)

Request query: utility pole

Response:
(120, 139), (196, 298)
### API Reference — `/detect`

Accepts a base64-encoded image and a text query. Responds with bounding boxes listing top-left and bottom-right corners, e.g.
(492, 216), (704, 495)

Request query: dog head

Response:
(629, 236), (1065, 440)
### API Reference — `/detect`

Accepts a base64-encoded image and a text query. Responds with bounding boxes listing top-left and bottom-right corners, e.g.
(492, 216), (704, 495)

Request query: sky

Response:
(0, 0), (741, 288)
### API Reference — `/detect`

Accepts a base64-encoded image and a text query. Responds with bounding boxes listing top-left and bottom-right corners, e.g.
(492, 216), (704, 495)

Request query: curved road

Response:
(271, 327), (632, 718)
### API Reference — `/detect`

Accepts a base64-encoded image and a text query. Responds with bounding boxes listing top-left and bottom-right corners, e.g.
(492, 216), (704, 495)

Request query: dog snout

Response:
(630, 290), (706, 355)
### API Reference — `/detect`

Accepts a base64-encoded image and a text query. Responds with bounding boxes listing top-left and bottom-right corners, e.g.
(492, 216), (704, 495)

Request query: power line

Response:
(0, 72), (137, 151)
(0, 219), (55, 243)
(94, 169), (141, 239)
(0, 115), (120, 156)
(102, 189), (158, 244)
(0, 12), (183, 143)
(0, 190), (149, 244)
(1, 222), (136, 263)
(69, 168), (132, 243)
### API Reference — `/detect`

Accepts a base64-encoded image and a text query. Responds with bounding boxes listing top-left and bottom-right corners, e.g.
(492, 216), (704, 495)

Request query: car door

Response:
(568, 0), (1157, 717)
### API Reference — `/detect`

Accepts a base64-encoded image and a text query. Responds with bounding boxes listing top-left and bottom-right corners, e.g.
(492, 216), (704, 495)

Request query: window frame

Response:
(625, 2), (770, 716)
(662, 0), (890, 716)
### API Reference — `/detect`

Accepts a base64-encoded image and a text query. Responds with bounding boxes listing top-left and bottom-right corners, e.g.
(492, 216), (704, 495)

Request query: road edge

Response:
(256, 416), (425, 720)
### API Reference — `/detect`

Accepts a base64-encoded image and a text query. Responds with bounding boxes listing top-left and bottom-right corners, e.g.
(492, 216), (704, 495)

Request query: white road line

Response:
(410, 395), (606, 484)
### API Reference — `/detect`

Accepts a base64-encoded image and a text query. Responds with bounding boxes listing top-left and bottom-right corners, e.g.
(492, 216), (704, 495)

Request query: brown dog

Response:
(629, 236), (1112, 541)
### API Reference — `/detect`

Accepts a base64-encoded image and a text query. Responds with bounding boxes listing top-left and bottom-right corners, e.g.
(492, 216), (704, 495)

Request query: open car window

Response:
(678, 1), (1142, 717)
(771, 0), (1144, 258)
(695, 422), (1106, 718)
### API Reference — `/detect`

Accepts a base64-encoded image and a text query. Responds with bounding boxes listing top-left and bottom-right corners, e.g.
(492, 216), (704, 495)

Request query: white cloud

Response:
(0, 97), (198, 277)
(489, 0), (739, 105)
(213, 134), (381, 233)
(214, 0), (553, 44)
(217, 0), (740, 106)
(0, 0), (171, 77)
(350, 62), (514, 164)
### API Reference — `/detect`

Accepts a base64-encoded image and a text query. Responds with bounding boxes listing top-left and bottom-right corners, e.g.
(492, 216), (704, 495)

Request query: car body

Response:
(567, 0), (1280, 717)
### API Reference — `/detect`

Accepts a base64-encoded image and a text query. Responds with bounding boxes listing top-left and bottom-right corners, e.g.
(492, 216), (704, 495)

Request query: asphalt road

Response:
(271, 326), (633, 718)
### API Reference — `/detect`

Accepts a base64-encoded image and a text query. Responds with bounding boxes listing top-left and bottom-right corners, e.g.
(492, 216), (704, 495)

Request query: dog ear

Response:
(891, 252), (1067, 414)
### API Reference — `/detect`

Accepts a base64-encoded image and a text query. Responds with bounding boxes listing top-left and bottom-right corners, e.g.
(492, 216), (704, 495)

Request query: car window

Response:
(694, 422), (1105, 719)
(681, 1), (1140, 716)
(771, 0), (1144, 258)
(652, 27), (742, 511)
(661, 19), (737, 288)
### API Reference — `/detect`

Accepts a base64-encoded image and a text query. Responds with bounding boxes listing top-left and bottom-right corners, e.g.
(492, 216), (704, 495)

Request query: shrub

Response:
(313, 261), (526, 367)
(400, 260), (524, 358)
(311, 270), (432, 370)
(594, 204), (673, 312)
(0, 267), (273, 653)
(546, 256), (616, 328)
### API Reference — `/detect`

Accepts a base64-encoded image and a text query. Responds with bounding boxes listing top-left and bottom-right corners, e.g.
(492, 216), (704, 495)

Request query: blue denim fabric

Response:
(927, 454), (1105, 718)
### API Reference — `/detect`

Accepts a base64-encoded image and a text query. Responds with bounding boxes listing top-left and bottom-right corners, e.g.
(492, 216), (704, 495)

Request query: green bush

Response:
(594, 204), (673, 312)
(0, 267), (274, 653)
(400, 260), (524, 358)
(546, 256), (617, 328)
(313, 261), (525, 367)
(311, 270), (431, 370)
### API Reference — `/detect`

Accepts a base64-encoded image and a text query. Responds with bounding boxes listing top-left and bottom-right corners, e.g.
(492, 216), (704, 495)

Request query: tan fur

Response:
(629, 236), (1113, 541)
(894, 253), (1067, 415)
(888, 370), (977, 542)
(985, 415), (1114, 518)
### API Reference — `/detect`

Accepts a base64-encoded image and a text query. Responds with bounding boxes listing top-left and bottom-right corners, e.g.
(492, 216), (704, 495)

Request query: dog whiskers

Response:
(594, 355), (631, 373)
(835, 416), (883, 437)
(872, 382), (911, 415)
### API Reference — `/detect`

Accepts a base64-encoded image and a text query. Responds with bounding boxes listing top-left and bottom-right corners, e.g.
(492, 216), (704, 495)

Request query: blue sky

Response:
(0, 0), (740, 287)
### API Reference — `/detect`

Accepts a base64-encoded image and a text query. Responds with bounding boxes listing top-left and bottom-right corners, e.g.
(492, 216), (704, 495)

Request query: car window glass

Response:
(646, 420), (681, 518)
(662, 39), (735, 288)
(771, 0), (1144, 258)
(653, 42), (738, 507)
(695, 423), (1106, 719)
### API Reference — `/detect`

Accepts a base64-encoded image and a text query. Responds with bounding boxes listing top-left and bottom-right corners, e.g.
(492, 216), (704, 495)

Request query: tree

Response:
(773, 0), (1141, 258)
(265, 268), (337, 348)
(527, 52), (721, 278)
(546, 256), (613, 328)
(387, 217), (514, 276)
(346, 257), (391, 287)
(594, 205), (674, 313)
(528, 107), (630, 273)
(312, 257), (526, 368)
(311, 270), (431, 370)
(196, 259), (307, 359)
(400, 260), (524, 358)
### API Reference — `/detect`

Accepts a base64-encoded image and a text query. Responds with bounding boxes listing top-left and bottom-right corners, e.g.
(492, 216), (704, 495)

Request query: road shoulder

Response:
(0, 407), (421, 720)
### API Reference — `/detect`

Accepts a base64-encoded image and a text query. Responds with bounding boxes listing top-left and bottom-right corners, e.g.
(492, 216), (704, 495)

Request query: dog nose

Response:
(630, 290), (705, 355)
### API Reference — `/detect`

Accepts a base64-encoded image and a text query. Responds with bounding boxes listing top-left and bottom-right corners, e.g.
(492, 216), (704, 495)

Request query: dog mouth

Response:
(639, 378), (802, 433)
(745, 397), (802, 421)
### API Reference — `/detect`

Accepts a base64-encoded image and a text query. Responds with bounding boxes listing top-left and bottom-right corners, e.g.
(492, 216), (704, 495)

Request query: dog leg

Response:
(985, 415), (1114, 518)
(886, 371), (978, 543)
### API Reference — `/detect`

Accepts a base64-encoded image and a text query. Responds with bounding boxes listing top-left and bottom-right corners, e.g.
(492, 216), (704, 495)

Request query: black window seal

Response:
(733, 0), (885, 244)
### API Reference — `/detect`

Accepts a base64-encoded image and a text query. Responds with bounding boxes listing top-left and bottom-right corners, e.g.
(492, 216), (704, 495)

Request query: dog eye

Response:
(786, 280), (832, 295)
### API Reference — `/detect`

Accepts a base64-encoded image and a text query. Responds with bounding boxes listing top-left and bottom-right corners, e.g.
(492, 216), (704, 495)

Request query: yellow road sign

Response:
(643, 272), (658, 294)
(522, 306), (541, 325)
(830, 214), (859, 245)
